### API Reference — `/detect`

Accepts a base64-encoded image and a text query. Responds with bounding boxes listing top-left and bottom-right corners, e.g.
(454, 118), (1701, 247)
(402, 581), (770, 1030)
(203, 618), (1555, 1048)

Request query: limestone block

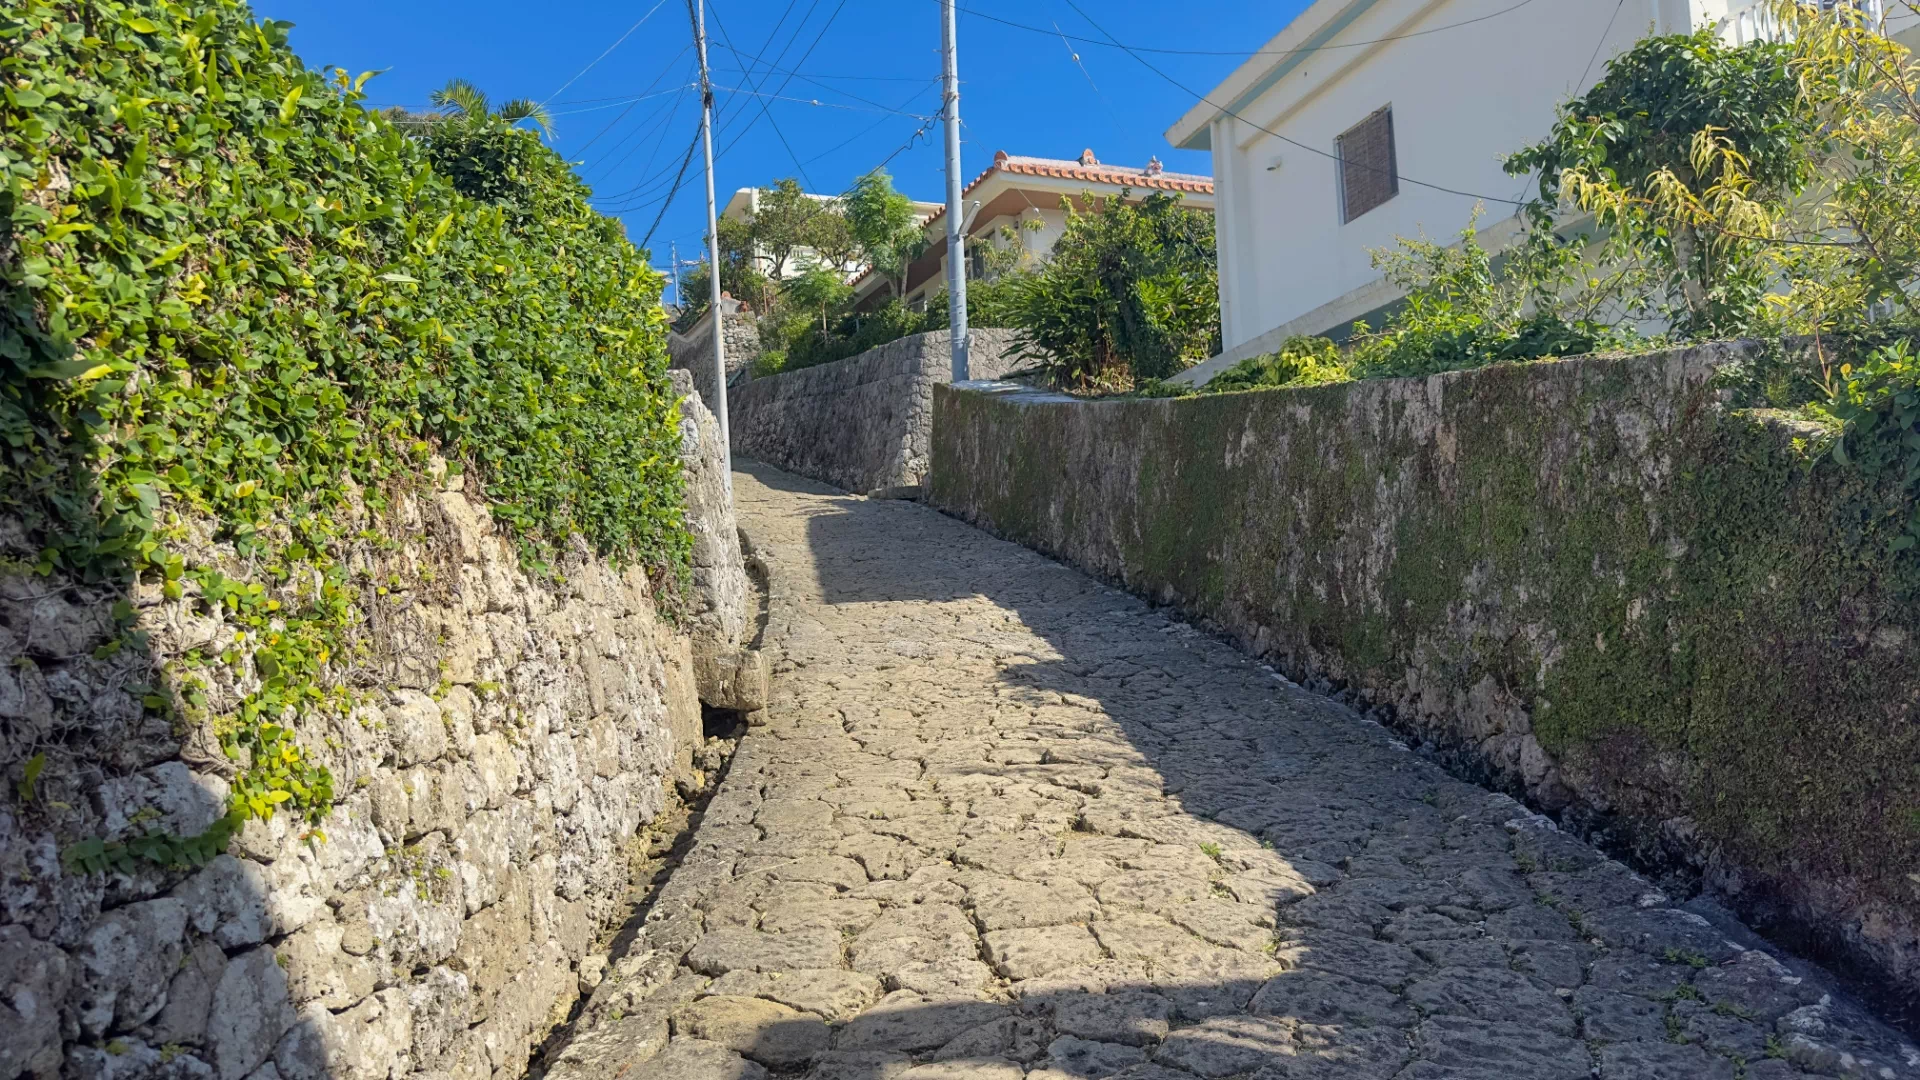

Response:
(171, 854), (272, 949)
(406, 965), (473, 1064)
(433, 490), (488, 563)
(671, 995), (831, 1068)
(450, 887), (532, 1021)
(0, 924), (69, 1079)
(693, 646), (770, 712)
(439, 686), (479, 756)
(279, 918), (376, 1010)
(468, 733), (520, 809)
(387, 690), (447, 767)
(146, 938), (225, 1046)
(453, 808), (514, 916)
(72, 897), (188, 1036)
(66, 1039), (214, 1080)
(207, 946), (298, 1080)
(97, 761), (229, 841)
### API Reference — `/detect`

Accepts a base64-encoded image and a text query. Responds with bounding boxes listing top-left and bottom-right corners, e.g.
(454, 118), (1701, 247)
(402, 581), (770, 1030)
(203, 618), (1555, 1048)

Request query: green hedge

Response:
(1, 0), (685, 869)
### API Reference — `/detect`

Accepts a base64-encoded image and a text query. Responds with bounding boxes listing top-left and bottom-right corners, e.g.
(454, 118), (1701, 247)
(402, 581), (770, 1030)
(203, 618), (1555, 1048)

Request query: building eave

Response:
(1164, 0), (1386, 152)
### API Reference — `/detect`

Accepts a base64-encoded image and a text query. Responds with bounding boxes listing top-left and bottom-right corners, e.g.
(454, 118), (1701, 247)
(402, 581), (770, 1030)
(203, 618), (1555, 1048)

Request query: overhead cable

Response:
(1058, 0), (1524, 206)
(542, 0), (675, 105)
(958, 0), (1542, 57)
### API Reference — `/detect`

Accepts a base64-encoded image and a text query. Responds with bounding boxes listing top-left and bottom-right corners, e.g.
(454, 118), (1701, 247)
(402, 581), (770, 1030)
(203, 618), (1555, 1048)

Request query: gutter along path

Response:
(548, 461), (1918, 1080)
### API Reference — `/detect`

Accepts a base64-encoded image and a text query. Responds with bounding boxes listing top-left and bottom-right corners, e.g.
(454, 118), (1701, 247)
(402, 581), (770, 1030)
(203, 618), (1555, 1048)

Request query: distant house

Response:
(1165, 0), (1916, 376)
(719, 186), (942, 284)
(850, 149), (1215, 312)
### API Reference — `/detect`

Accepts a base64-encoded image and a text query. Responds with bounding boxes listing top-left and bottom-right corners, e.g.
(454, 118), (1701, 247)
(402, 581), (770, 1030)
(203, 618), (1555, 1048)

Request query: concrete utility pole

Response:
(670, 240), (681, 311)
(692, 0), (732, 499)
(940, 0), (968, 383)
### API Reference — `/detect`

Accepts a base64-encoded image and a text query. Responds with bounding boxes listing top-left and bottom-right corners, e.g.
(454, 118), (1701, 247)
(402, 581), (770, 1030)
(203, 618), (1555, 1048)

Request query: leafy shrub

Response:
(1345, 214), (1606, 379)
(1506, 30), (1811, 339)
(1009, 191), (1218, 390)
(1136, 336), (1349, 398)
(2, 0), (684, 868)
(1810, 339), (1920, 553)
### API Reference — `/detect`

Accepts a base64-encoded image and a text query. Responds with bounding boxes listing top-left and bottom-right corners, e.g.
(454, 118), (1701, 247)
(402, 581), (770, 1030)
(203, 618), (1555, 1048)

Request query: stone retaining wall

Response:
(729, 328), (1030, 495)
(930, 343), (1920, 1015)
(668, 302), (761, 420)
(0, 389), (746, 1079)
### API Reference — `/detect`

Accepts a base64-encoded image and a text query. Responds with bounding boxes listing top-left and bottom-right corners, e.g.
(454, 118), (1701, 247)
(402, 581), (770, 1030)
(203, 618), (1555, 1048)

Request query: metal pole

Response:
(940, 0), (968, 383)
(670, 240), (681, 311)
(693, 0), (731, 498)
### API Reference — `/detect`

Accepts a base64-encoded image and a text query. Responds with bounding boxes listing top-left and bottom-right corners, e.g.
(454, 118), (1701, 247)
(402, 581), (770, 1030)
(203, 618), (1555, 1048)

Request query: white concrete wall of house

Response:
(1179, 0), (1894, 362)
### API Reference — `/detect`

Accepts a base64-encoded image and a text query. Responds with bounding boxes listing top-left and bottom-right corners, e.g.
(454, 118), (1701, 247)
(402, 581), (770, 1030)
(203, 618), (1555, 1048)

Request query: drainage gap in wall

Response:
(528, 706), (747, 1075)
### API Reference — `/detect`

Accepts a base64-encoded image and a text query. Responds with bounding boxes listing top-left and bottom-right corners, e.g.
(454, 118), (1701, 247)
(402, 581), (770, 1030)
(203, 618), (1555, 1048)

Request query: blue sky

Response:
(256, 0), (1308, 303)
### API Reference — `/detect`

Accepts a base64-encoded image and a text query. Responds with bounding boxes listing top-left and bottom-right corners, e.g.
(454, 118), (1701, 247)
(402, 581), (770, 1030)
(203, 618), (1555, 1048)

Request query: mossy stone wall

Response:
(931, 343), (1920, 1011)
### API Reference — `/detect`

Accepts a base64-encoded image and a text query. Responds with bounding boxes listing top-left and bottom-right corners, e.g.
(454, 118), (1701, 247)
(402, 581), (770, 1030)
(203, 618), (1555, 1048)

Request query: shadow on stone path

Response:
(543, 461), (1919, 1080)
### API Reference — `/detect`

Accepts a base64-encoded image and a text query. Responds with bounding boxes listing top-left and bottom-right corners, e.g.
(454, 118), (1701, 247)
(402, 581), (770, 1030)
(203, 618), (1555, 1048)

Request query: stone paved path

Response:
(550, 462), (1919, 1080)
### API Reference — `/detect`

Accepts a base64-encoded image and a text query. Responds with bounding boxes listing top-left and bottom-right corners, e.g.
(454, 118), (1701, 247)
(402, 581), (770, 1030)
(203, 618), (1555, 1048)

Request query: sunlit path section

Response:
(548, 461), (1918, 1080)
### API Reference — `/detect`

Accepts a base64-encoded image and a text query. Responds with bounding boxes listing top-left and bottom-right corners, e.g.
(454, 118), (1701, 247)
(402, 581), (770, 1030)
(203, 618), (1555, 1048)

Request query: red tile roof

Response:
(987, 150), (1214, 196)
(849, 149), (1214, 292)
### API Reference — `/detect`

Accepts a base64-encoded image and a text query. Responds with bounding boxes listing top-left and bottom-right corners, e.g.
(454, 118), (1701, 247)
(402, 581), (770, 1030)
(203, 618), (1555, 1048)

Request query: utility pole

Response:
(692, 0), (732, 499)
(940, 0), (968, 383)
(670, 240), (682, 311)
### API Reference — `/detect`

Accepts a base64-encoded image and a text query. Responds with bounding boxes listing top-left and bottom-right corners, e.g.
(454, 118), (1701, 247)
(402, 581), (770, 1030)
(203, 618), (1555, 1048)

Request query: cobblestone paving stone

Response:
(550, 462), (1920, 1080)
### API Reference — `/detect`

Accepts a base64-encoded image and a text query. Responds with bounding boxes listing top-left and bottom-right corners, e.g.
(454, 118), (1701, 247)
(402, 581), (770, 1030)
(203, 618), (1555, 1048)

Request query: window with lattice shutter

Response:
(1337, 106), (1398, 223)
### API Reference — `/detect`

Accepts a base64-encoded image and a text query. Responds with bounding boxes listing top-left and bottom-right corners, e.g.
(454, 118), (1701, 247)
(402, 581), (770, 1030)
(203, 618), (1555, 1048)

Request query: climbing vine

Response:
(2, 0), (687, 871)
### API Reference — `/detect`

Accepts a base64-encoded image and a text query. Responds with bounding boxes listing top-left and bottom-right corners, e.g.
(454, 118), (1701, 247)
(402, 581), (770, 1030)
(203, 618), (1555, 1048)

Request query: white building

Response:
(849, 149), (1216, 312)
(1166, 0), (1918, 380)
(719, 186), (942, 283)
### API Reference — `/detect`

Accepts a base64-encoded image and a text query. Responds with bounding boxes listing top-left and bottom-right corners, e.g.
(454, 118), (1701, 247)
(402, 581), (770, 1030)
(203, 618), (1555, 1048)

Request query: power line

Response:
(593, 86), (697, 184)
(799, 82), (943, 165)
(571, 42), (693, 159)
(958, 0), (1543, 57)
(710, 67), (934, 83)
(641, 129), (704, 248)
(1059, 0), (1524, 207)
(712, 41), (923, 115)
(713, 0), (819, 135)
(542, 0), (675, 104)
(711, 85), (934, 118)
(708, 0), (818, 186)
(548, 85), (694, 118)
(714, 0), (852, 146)
(1577, 0), (1628, 93)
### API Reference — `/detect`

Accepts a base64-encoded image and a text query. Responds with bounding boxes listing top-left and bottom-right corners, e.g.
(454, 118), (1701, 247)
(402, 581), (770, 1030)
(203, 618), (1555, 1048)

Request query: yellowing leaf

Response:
(76, 363), (115, 382)
(278, 85), (303, 125)
(125, 16), (159, 32)
(234, 480), (258, 498)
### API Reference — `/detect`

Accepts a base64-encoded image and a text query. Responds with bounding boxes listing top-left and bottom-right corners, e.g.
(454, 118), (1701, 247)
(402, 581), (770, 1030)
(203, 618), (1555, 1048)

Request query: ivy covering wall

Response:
(1, 0), (686, 867)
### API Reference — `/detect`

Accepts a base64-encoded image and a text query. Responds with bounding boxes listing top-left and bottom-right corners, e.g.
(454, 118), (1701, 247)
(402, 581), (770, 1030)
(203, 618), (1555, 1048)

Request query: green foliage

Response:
(3, 0), (685, 869)
(1506, 30), (1813, 338)
(1811, 340), (1920, 553)
(1347, 216), (1605, 379)
(1009, 191), (1218, 389)
(1136, 336), (1348, 399)
(845, 169), (927, 301)
(1151, 216), (1606, 401)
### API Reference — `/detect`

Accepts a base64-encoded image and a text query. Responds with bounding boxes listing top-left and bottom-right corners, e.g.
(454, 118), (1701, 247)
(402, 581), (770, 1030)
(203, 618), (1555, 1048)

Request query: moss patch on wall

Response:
(931, 344), (1920, 1006)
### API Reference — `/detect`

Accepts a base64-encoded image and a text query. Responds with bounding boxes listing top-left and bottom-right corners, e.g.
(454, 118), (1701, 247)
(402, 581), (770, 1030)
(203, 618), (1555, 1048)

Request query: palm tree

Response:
(424, 78), (553, 138)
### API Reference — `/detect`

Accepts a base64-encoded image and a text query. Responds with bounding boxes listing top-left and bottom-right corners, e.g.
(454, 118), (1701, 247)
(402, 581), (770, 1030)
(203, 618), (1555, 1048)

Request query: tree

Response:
(783, 266), (855, 336)
(426, 78), (554, 137)
(803, 204), (863, 278)
(1505, 30), (1814, 338)
(1008, 192), (1218, 389)
(846, 170), (927, 300)
(746, 179), (821, 280)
